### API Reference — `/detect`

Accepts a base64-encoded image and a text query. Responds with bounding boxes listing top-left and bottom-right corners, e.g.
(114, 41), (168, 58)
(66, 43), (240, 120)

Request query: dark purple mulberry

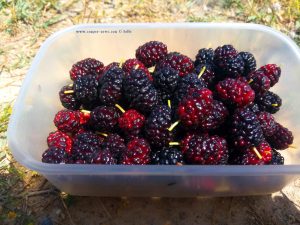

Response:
(267, 123), (294, 150)
(59, 85), (81, 110)
(194, 63), (217, 88)
(200, 100), (229, 131)
(42, 147), (69, 164)
(89, 106), (121, 132)
(135, 41), (168, 67)
(153, 66), (179, 102)
(182, 134), (229, 165)
(91, 150), (116, 164)
(247, 70), (271, 95)
(70, 58), (104, 81)
(214, 45), (245, 78)
(238, 51), (256, 76)
(74, 74), (99, 104)
(231, 107), (264, 148)
(144, 105), (173, 147)
(256, 91), (282, 114)
(98, 66), (124, 106)
(194, 48), (214, 66)
(257, 111), (276, 137)
(72, 131), (101, 163)
(101, 133), (126, 159)
(156, 52), (194, 77)
(151, 147), (184, 165)
(174, 73), (207, 104)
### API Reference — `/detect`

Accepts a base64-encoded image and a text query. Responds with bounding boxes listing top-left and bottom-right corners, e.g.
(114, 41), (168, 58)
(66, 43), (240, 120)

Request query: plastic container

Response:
(7, 23), (300, 197)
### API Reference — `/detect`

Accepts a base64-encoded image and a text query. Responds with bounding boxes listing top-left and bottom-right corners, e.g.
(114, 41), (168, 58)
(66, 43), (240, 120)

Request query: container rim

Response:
(7, 22), (300, 176)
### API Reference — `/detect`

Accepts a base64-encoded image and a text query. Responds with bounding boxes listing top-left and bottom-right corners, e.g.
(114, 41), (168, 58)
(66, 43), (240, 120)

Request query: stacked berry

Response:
(122, 58), (152, 80)
(213, 45), (245, 78)
(123, 68), (158, 114)
(135, 41), (168, 67)
(98, 66), (124, 106)
(182, 134), (229, 165)
(177, 88), (213, 128)
(153, 67), (179, 103)
(118, 109), (145, 137)
(69, 58), (104, 81)
(144, 105), (173, 148)
(230, 107), (264, 148)
(42, 41), (293, 166)
(174, 72), (207, 105)
(156, 52), (194, 77)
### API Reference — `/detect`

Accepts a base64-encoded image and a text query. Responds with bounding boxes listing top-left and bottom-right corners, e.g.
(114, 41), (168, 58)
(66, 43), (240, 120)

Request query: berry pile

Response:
(42, 42), (294, 166)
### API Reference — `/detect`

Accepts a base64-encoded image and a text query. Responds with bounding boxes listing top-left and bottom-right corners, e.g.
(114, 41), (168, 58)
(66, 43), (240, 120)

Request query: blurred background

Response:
(0, 1), (300, 224)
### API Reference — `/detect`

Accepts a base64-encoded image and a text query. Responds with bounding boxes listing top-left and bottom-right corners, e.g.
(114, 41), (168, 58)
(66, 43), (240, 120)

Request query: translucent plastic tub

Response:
(7, 23), (300, 197)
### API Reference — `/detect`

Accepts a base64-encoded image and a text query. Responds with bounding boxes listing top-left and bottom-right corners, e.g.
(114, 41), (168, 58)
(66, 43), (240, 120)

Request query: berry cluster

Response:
(42, 42), (293, 166)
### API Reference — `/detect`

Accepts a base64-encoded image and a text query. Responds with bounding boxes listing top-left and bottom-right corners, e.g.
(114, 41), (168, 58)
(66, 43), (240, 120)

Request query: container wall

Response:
(8, 24), (300, 196)
(45, 173), (295, 197)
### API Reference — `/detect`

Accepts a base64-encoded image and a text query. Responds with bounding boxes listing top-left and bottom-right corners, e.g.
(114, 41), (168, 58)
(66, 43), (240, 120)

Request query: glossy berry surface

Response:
(238, 51), (256, 76)
(59, 85), (81, 110)
(258, 64), (281, 87)
(214, 45), (244, 78)
(151, 147), (184, 165)
(123, 69), (158, 113)
(42, 147), (69, 164)
(121, 138), (151, 165)
(157, 52), (194, 77)
(98, 62), (119, 80)
(215, 78), (255, 107)
(182, 134), (229, 165)
(135, 41), (168, 67)
(72, 131), (101, 163)
(118, 109), (145, 136)
(101, 133), (126, 159)
(194, 48), (214, 66)
(122, 58), (152, 80)
(175, 73), (207, 104)
(89, 106), (121, 132)
(123, 69), (152, 99)
(70, 58), (104, 81)
(144, 105), (172, 148)
(231, 107), (264, 148)
(74, 74), (99, 104)
(247, 103), (260, 114)
(194, 63), (217, 88)
(47, 131), (73, 154)
(269, 150), (284, 165)
(267, 123), (294, 150)
(153, 66), (179, 101)
(236, 141), (272, 165)
(129, 87), (158, 114)
(247, 70), (271, 95)
(178, 88), (213, 128)
(91, 150), (116, 164)
(256, 111), (276, 137)
(54, 110), (81, 133)
(256, 91), (282, 114)
(199, 100), (229, 131)
(98, 66), (124, 106)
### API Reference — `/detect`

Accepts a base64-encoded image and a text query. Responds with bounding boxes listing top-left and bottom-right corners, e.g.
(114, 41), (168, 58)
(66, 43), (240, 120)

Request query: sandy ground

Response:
(1, 1), (300, 224)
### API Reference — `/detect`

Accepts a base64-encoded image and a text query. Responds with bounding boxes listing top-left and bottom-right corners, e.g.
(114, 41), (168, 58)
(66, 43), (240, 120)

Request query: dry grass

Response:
(221, 0), (300, 44)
